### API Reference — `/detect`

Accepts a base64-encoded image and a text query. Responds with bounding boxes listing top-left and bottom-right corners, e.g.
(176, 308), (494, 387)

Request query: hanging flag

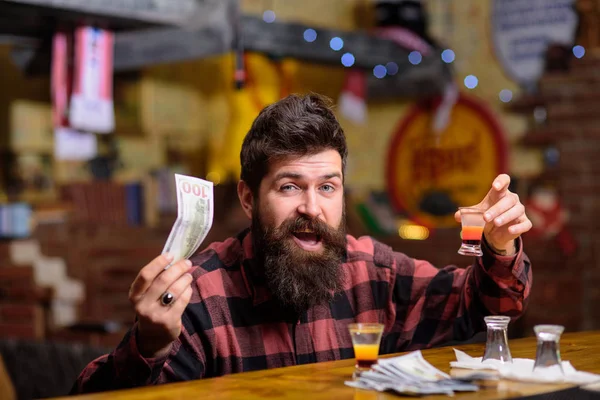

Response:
(69, 26), (115, 134)
(51, 30), (71, 128)
(338, 69), (367, 124)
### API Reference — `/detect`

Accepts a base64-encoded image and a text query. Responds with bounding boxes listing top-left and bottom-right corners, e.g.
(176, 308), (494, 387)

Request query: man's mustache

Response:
(280, 216), (341, 242)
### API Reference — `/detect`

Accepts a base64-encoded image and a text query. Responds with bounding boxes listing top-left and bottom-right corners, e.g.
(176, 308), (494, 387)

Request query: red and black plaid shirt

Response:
(73, 229), (531, 394)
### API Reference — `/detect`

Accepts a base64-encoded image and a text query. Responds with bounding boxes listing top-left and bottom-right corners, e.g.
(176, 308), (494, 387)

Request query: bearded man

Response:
(73, 94), (532, 393)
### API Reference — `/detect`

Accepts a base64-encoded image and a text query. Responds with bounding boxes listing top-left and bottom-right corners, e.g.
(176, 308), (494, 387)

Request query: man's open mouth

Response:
(292, 229), (322, 249)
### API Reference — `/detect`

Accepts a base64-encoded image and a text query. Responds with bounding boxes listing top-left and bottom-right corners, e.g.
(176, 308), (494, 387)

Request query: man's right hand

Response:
(128, 253), (194, 358)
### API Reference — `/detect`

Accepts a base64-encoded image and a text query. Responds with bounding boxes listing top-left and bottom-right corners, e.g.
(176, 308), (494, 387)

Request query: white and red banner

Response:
(69, 26), (115, 134)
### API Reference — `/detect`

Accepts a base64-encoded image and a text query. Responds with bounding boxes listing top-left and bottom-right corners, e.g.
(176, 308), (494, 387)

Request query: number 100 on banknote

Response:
(162, 174), (214, 265)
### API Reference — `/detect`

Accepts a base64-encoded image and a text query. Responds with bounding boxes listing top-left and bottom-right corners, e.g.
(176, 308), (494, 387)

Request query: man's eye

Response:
(321, 184), (335, 193)
(281, 184), (297, 192)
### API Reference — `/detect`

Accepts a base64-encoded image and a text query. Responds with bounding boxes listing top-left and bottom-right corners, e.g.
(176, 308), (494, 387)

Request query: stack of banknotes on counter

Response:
(345, 351), (480, 396)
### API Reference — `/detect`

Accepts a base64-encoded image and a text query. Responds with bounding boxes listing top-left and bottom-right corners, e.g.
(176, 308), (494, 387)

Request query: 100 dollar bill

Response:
(162, 174), (214, 265)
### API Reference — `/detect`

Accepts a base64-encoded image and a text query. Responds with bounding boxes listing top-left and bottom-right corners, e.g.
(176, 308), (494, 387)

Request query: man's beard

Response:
(252, 208), (347, 312)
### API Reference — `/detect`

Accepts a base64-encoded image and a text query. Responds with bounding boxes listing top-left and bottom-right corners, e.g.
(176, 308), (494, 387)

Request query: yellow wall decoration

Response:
(207, 53), (297, 182)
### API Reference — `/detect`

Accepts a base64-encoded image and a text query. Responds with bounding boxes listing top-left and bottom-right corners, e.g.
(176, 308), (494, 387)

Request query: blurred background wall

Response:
(0, 0), (595, 396)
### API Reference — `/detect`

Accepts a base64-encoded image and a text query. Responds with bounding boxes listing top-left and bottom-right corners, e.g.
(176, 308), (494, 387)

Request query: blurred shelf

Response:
(0, 0), (199, 35)
(5, 3), (450, 99)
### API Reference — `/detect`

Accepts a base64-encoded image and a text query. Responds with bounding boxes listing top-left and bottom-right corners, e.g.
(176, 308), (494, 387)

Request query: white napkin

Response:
(451, 349), (600, 384)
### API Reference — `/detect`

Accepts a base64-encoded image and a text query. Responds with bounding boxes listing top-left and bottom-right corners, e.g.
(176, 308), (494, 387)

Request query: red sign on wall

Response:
(386, 93), (508, 228)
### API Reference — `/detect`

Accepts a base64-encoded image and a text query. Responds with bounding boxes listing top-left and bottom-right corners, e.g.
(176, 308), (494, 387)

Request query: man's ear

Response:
(237, 180), (254, 220)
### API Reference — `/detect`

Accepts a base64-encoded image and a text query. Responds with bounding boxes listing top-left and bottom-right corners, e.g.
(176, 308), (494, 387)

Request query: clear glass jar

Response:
(482, 315), (513, 363)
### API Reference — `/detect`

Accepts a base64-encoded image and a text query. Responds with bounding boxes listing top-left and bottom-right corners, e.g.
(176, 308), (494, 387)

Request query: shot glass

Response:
(482, 316), (513, 363)
(458, 207), (485, 257)
(533, 325), (565, 375)
(348, 323), (384, 378)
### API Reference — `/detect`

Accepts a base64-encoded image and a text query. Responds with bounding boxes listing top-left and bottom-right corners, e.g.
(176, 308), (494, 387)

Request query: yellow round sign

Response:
(386, 93), (508, 228)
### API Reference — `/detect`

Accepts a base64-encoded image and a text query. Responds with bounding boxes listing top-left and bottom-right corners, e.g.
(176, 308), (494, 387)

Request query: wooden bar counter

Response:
(56, 331), (600, 400)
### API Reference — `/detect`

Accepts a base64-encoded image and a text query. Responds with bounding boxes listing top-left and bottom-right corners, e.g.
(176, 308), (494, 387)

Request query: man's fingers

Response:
(508, 218), (532, 235)
(484, 193), (518, 223)
(486, 174), (511, 205)
(490, 203), (525, 227)
(493, 174), (511, 192)
(134, 273), (193, 328)
(129, 253), (175, 300)
(144, 259), (192, 303)
(161, 273), (194, 306)
(168, 286), (193, 322)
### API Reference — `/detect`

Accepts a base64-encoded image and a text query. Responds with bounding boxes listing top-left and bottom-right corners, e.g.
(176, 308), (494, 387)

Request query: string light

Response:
(262, 10), (276, 23)
(499, 89), (513, 103)
(341, 53), (355, 67)
(573, 45), (585, 59)
(303, 28), (317, 42)
(408, 51), (422, 65)
(441, 49), (455, 63)
(386, 62), (399, 75)
(373, 64), (387, 78)
(330, 37), (344, 51)
(464, 75), (478, 89)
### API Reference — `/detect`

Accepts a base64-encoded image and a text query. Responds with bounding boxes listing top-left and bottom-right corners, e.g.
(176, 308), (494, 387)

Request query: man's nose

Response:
(297, 191), (321, 219)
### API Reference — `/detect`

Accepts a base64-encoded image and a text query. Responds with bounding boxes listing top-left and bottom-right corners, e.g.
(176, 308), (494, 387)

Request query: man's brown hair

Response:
(240, 93), (348, 195)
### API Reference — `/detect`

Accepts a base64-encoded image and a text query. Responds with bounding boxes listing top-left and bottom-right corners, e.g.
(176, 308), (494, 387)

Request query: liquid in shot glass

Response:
(348, 323), (384, 378)
(458, 207), (485, 257)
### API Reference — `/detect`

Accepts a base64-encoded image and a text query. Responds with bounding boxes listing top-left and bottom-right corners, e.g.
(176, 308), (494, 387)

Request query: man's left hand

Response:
(454, 174), (532, 256)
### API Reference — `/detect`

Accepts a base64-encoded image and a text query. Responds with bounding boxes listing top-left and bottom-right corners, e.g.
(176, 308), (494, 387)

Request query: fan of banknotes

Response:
(162, 174), (214, 265)
(345, 351), (480, 396)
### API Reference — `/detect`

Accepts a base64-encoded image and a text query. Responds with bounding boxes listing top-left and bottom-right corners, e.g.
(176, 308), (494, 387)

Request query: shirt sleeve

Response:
(72, 312), (206, 394)
(388, 237), (531, 351)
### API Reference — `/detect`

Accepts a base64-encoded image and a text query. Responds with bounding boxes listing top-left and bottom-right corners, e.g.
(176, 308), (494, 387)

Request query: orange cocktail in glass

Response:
(462, 226), (484, 247)
(348, 323), (384, 378)
(352, 343), (380, 369)
(458, 207), (485, 256)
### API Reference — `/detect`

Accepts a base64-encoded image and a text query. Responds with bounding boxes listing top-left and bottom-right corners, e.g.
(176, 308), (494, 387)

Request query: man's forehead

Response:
(267, 151), (343, 178)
